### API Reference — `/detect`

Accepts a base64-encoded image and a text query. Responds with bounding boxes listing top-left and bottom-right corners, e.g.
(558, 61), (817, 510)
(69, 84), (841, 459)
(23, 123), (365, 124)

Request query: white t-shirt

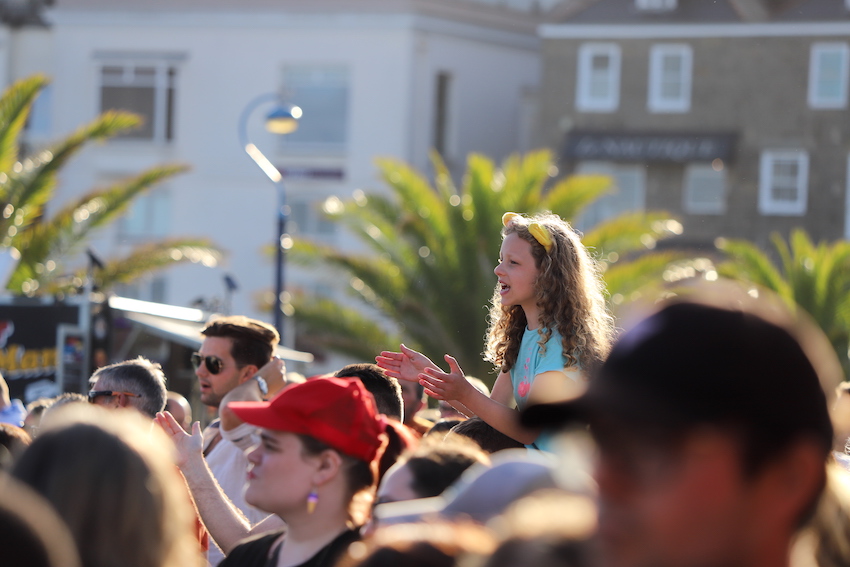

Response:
(204, 421), (269, 566)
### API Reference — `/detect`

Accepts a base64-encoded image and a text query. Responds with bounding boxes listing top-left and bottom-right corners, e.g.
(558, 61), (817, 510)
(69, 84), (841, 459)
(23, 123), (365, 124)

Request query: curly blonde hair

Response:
(484, 212), (614, 375)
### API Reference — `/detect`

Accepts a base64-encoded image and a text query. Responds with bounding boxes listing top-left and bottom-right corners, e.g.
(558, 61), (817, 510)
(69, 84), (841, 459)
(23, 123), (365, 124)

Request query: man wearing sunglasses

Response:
(88, 356), (167, 419)
(193, 315), (282, 565)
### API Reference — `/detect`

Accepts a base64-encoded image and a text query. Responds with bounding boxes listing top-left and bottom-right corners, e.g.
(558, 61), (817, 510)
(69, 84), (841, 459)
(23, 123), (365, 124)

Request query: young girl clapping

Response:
(378, 211), (614, 445)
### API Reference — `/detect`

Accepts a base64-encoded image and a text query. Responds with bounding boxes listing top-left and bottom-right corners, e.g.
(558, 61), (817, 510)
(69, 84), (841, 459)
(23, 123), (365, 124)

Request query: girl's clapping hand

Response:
(376, 344), (441, 382)
(418, 354), (475, 402)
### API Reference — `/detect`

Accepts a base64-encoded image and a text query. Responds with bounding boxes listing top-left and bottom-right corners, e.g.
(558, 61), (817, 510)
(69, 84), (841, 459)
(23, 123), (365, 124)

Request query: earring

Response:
(307, 488), (319, 514)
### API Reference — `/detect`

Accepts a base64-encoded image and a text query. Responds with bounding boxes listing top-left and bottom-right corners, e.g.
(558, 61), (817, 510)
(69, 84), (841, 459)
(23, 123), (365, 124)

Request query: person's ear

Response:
(238, 364), (259, 383)
(754, 439), (825, 528)
(312, 449), (343, 487)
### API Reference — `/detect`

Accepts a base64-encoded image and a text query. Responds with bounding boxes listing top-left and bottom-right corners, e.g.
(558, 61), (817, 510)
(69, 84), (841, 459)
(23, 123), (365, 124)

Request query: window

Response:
(25, 85), (51, 137)
(759, 151), (809, 215)
(683, 164), (724, 214)
(574, 162), (645, 231)
(576, 43), (621, 113)
(808, 43), (849, 109)
(648, 44), (692, 113)
(119, 187), (171, 239)
(279, 66), (349, 151)
(636, 0), (677, 11)
(99, 60), (178, 142)
(289, 199), (336, 238)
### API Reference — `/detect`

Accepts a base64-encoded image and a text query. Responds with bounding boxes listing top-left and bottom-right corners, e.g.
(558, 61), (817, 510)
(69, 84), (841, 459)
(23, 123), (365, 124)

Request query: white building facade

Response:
(13, 0), (541, 363)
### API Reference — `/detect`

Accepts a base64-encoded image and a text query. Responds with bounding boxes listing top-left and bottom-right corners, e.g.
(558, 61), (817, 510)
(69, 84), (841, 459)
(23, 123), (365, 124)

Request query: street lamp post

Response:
(237, 93), (302, 341)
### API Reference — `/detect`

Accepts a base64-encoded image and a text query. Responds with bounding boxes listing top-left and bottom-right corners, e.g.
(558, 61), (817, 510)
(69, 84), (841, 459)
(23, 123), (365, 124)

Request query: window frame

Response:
(278, 65), (350, 154)
(758, 150), (809, 216)
(116, 184), (172, 240)
(574, 161), (646, 231)
(683, 163), (725, 215)
(808, 42), (849, 109)
(648, 43), (693, 113)
(97, 55), (180, 144)
(575, 43), (621, 113)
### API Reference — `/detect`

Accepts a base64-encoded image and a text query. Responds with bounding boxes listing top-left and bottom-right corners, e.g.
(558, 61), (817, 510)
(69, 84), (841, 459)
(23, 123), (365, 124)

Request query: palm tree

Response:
(716, 230), (850, 376)
(288, 150), (682, 380)
(0, 74), (221, 297)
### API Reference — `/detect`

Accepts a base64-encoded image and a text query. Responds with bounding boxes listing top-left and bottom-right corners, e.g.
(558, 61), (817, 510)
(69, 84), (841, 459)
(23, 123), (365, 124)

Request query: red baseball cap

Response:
(228, 376), (387, 463)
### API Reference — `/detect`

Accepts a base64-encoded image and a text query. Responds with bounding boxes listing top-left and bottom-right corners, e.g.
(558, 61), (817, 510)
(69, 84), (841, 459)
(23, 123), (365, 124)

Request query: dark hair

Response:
(379, 420), (418, 483)
(26, 398), (53, 417)
(484, 537), (592, 567)
(298, 434), (376, 526)
(449, 417), (525, 454)
(404, 442), (488, 498)
(201, 316), (279, 368)
(336, 522), (497, 567)
(335, 364), (403, 421)
(0, 424), (31, 470)
(89, 357), (167, 418)
(423, 419), (464, 441)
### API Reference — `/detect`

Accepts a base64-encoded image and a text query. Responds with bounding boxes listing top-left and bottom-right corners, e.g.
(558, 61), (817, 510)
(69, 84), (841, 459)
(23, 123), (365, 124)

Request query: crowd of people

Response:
(2, 210), (850, 567)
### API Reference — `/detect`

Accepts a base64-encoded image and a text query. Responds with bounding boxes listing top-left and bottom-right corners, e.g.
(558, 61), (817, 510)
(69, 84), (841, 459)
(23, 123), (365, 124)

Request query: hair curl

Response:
(484, 212), (614, 375)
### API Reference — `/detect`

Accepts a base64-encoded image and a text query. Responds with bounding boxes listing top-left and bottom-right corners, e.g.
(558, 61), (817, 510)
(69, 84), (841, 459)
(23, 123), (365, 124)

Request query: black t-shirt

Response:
(217, 528), (360, 567)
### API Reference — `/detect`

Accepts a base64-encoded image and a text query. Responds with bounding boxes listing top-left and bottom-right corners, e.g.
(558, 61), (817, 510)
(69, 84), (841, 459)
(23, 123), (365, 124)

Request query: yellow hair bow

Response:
(528, 223), (553, 252)
(501, 212), (553, 252)
(502, 212), (521, 227)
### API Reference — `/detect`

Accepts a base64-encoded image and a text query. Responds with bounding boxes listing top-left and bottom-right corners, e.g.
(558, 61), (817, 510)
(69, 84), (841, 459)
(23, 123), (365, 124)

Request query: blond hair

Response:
(485, 212), (614, 374)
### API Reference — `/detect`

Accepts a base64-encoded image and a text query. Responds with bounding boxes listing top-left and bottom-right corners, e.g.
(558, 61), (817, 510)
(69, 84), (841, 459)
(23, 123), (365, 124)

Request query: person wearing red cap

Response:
(218, 376), (387, 567)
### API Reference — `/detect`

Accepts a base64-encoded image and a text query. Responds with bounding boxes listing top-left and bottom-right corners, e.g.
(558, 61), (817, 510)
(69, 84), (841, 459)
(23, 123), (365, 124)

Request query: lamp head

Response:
(265, 104), (302, 135)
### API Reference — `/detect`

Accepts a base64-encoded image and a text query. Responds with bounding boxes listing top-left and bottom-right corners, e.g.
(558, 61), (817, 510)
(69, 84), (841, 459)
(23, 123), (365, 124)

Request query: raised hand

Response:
(376, 343), (442, 382)
(155, 410), (203, 470)
(417, 354), (474, 402)
(256, 356), (287, 397)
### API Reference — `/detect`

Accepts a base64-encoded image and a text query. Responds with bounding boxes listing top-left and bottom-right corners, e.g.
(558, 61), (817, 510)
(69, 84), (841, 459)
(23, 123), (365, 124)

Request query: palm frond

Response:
(292, 293), (402, 362)
(0, 74), (47, 176)
(716, 237), (792, 302)
(285, 151), (680, 377)
(1, 111), (142, 236)
(584, 211), (682, 255)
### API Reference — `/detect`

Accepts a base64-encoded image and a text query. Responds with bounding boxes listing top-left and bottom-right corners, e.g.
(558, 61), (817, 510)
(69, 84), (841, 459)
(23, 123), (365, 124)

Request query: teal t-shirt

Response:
(510, 326), (570, 411)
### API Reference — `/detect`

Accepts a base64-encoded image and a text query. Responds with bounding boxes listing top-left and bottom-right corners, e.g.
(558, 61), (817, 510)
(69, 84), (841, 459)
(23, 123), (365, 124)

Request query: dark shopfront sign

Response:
(563, 131), (737, 163)
(0, 301), (83, 403)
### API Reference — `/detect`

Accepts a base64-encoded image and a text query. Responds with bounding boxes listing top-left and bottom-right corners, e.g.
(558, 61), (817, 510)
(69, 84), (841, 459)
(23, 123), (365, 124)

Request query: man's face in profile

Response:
(592, 419), (759, 567)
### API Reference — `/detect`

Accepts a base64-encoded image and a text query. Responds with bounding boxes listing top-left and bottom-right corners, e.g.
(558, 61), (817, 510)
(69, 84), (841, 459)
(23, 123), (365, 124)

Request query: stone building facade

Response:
(538, 0), (850, 249)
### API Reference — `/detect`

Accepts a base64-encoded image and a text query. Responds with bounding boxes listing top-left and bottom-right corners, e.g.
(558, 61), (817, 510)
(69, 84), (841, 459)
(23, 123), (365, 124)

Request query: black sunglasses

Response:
(191, 352), (224, 375)
(88, 390), (139, 402)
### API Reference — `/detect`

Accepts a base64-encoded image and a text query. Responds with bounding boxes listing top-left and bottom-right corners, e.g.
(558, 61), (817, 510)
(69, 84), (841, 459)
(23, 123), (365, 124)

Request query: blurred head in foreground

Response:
(523, 287), (838, 567)
(12, 405), (201, 567)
